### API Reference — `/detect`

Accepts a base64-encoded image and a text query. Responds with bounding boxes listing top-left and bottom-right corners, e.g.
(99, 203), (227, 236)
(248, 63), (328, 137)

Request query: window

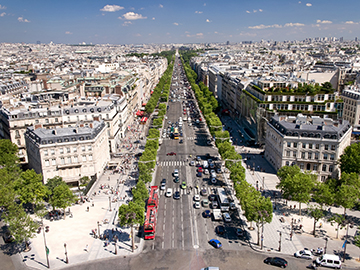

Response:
(44, 150), (48, 156)
(306, 163), (311, 170)
(60, 158), (65, 164)
(17, 139), (21, 145)
(67, 157), (72, 164)
(59, 148), (64, 154)
(293, 142), (297, 148)
(88, 154), (93, 161)
(330, 154), (335, 161)
(15, 130), (20, 137)
(287, 142), (291, 147)
(293, 151), (297, 157)
(82, 155), (86, 161)
(315, 153), (319, 159)
(300, 163), (304, 170)
(286, 161), (290, 166)
(324, 144), (329, 150)
(51, 149), (55, 155)
(331, 145), (336, 151)
(313, 164), (318, 171)
(66, 147), (71, 153)
(323, 154), (328, 160)
(322, 165), (327, 172)
(82, 146), (86, 152)
(309, 144), (313, 149)
(72, 147), (77, 153)
(55, 118), (58, 122)
(45, 119), (49, 124)
(45, 160), (50, 166)
(35, 119), (39, 124)
(301, 152), (305, 159)
(316, 144), (320, 149)
(88, 145), (92, 151)
(302, 143), (306, 148)
(329, 165), (334, 172)
(51, 159), (56, 165)
(74, 156), (78, 163)
(308, 152), (312, 159)
(286, 151), (290, 157)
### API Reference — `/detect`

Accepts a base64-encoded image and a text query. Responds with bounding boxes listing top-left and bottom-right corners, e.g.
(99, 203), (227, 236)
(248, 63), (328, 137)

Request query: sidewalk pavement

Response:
(16, 119), (146, 270)
(221, 115), (360, 269)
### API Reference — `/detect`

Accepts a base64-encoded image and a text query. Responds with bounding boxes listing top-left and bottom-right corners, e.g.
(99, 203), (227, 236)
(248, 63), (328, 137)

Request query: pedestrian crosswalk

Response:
(158, 161), (186, 167)
(159, 186), (215, 196)
(161, 136), (209, 141)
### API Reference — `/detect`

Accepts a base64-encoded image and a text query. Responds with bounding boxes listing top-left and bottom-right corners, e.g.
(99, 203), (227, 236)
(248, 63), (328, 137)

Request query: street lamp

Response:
(324, 237), (328, 254)
(278, 232), (282, 252)
(109, 196), (112, 212)
(97, 221), (101, 239)
(64, 243), (69, 264)
(37, 225), (50, 269)
(114, 235), (118, 255)
(262, 177), (265, 191)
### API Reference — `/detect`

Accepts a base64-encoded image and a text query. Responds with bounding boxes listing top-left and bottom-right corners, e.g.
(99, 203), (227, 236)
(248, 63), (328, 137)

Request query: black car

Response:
(161, 178), (166, 184)
(174, 176), (180, 183)
(209, 194), (217, 201)
(173, 191), (180, 200)
(135, 153), (142, 157)
(215, 225), (225, 235)
(203, 210), (211, 218)
(264, 257), (288, 268)
(179, 139), (183, 144)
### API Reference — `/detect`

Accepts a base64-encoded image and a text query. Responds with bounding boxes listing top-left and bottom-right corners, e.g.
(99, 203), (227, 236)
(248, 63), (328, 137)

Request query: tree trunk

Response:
(63, 208), (66, 220)
(313, 219), (317, 236)
(336, 224), (340, 239)
(299, 202), (302, 216)
(257, 223), (260, 246)
(131, 225), (135, 252)
(344, 207), (346, 215)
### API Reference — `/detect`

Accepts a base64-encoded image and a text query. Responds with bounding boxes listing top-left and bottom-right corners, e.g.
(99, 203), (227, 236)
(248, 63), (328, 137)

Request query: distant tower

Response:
(36, 41), (40, 45)
(355, 37), (358, 42)
(340, 37), (344, 42)
(226, 41), (230, 45)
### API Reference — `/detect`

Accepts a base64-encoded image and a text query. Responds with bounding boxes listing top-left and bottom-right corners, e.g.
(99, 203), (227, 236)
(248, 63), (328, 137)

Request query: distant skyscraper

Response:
(37, 41), (40, 44)
(340, 37), (344, 42)
(226, 41), (230, 45)
(355, 37), (358, 42)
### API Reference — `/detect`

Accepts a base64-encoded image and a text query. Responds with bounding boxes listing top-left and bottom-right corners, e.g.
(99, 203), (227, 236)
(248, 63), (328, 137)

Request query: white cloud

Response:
(316, 19), (332, 24)
(284, 22), (305, 27)
(249, 22), (305, 29)
(173, 22), (179, 26)
(306, 3), (312, 6)
(253, 9), (257, 13)
(0, 5), (6, 10)
(196, 33), (203, 37)
(100, 5), (124, 12)
(0, 12), (6, 17)
(152, 17), (155, 20)
(298, 1), (301, 3)
(18, 17), (30, 23)
(214, 31), (218, 34)
(65, 31), (72, 35)
(259, 9), (263, 12)
(134, 33), (141, 37)
(195, 11), (203, 14)
(246, 10), (250, 13)
(345, 21), (358, 24)
(206, 19), (211, 23)
(121, 12), (147, 20)
(159, 4), (163, 8)
(203, 3), (206, 6)
(122, 21), (132, 26)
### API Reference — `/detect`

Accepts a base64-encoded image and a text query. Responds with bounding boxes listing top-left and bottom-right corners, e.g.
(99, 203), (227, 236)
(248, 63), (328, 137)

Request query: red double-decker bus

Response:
(144, 207), (157, 240)
(144, 186), (159, 240)
(147, 186), (159, 208)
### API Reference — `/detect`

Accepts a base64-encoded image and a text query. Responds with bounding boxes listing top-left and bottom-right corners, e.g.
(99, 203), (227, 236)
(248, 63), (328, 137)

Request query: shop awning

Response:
(150, 90), (154, 94)
(141, 117), (148, 122)
(142, 103), (147, 106)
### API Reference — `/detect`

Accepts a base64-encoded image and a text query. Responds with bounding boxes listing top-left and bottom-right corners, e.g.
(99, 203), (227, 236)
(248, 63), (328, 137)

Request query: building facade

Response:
(265, 114), (352, 181)
(25, 121), (109, 185)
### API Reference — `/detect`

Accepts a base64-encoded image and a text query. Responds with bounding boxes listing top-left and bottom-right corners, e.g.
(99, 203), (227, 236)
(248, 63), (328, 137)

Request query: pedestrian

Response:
(85, 244), (89, 252)
(290, 232), (293, 241)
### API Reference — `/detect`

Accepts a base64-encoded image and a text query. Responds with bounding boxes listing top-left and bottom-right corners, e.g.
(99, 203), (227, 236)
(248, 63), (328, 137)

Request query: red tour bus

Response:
(144, 207), (157, 240)
(144, 186), (159, 240)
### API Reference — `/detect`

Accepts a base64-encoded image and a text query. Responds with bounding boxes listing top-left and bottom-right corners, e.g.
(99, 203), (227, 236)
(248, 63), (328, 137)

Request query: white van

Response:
(203, 160), (209, 168)
(316, 254), (341, 269)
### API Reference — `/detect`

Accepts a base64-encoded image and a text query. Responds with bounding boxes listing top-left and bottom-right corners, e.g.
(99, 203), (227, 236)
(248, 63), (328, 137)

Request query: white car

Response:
(194, 194), (200, 201)
(294, 249), (314, 260)
(162, 133), (166, 138)
(190, 161), (195, 166)
(165, 188), (173, 197)
(194, 202), (201, 209)
(204, 169), (209, 175)
(211, 178), (217, 184)
(223, 212), (231, 222)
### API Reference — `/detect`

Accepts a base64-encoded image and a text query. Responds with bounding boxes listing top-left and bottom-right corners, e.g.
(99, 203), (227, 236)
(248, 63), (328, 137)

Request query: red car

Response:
(167, 152), (176, 156)
(197, 167), (203, 173)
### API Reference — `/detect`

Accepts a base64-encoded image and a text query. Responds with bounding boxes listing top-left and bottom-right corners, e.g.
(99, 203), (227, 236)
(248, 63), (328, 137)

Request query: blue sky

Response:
(1, 0), (360, 44)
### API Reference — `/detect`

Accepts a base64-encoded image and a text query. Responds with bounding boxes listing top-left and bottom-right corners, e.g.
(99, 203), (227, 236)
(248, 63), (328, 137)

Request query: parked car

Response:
(200, 188), (208, 196)
(202, 210), (211, 218)
(193, 194), (200, 201)
(194, 202), (201, 209)
(294, 249), (313, 260)
(215, 225), (225, 235)
(190, 161), (195, 166)
(236, 228), (244, 237)
(264, 257), (288, 268)
(223, 212), (231, 222)
(209, 239), (222, 249)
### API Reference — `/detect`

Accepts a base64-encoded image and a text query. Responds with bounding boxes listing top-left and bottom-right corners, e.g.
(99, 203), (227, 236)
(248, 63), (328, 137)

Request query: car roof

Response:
(210, 239), (220, 243)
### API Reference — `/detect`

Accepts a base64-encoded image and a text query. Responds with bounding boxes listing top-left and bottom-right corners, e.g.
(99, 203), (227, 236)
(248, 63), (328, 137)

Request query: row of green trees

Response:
(138, 52), (175, 183)
(276, 142), (360, 237)
(180, 50), (273, 247)
(0, 140), (77, 249)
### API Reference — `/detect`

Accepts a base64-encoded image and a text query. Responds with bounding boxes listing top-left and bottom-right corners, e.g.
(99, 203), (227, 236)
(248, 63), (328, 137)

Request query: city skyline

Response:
(0, 0), (360, 44)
